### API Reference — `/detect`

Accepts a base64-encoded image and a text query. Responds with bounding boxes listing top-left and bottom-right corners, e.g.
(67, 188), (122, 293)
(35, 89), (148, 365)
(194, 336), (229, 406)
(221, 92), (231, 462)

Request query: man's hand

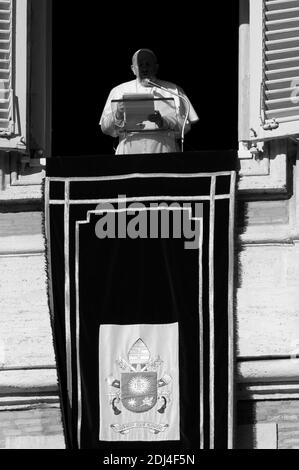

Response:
(115, 102), (125, 120)
(148, 110), (164, 128)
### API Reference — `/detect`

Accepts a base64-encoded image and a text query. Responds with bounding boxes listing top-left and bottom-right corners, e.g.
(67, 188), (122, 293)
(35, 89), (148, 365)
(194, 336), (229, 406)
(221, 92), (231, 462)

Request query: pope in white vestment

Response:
(100, 49), (199, 155)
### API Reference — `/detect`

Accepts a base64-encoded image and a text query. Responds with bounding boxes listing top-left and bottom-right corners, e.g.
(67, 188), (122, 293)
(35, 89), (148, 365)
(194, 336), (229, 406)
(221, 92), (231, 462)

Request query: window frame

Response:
(246, 0), (299, 142)
(0, 0), (28, 151)
(0, 0), (52, 158)
(0, 0), (52, 197)
(238, 0), (295, 196)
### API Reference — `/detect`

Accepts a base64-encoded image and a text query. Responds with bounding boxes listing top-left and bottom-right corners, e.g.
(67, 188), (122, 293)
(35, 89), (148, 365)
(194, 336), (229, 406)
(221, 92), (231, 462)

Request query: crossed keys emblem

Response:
(106, 338), (172, 415)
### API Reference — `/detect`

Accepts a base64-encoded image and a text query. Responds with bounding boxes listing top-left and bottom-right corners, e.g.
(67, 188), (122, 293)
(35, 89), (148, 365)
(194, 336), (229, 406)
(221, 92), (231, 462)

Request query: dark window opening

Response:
(52, 4), (238, 157)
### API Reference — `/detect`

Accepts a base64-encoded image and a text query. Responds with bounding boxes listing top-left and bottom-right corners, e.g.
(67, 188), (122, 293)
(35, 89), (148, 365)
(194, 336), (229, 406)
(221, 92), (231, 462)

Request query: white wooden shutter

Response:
(246, 0), (299, 141)
(261, 0), (299, 137)
(0, 0), (13, 137)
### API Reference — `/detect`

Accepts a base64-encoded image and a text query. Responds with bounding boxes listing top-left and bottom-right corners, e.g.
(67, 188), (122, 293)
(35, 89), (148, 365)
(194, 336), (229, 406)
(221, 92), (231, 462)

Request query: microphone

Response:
(143, 78), (159, 88)
(143, 79), (191, 152)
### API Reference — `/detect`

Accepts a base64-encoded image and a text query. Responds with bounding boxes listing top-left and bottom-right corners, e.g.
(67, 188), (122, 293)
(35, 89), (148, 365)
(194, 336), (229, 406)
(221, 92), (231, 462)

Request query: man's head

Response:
(131, 49), (159, 82)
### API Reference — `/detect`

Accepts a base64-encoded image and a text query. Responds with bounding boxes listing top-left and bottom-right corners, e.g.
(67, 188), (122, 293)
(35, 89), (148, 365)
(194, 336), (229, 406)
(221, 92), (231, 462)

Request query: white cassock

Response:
(100, 79), (199, 155)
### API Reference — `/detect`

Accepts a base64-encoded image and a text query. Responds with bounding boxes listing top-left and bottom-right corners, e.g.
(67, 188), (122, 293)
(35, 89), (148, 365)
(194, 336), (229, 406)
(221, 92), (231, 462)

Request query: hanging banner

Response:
(44, 151), (237, 450)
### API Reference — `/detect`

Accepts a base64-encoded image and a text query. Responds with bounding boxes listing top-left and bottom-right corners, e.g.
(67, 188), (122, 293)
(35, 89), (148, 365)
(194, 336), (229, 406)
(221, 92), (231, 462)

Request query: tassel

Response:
(112, 398), (121, 415)
(157, 396), (167, 414)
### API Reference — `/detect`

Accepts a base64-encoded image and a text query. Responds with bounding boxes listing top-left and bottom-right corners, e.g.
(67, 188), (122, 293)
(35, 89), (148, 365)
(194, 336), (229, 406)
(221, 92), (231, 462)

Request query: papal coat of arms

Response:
(106, 338), (172, 435)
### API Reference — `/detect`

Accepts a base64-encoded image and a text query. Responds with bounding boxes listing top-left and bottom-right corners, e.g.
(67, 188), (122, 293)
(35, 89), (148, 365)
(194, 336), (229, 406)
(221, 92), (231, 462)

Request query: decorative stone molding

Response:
(237, 358), (299, 400)
(0, 368), (58, 396)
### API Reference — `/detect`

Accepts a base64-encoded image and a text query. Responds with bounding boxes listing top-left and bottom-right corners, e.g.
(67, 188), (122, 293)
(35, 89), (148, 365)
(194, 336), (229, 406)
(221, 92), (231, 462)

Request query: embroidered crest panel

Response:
(99, 324), (179, 441)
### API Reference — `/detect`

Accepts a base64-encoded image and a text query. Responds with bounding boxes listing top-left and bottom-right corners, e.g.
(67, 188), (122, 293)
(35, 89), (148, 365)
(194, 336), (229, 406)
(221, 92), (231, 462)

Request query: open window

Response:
(239, 0), (298, 194)
(0, 0), (52, 195)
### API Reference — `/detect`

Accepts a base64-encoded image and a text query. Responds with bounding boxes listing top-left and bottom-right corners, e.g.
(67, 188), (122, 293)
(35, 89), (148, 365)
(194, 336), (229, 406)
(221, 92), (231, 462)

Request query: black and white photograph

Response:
(0, 0), (298, 458)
